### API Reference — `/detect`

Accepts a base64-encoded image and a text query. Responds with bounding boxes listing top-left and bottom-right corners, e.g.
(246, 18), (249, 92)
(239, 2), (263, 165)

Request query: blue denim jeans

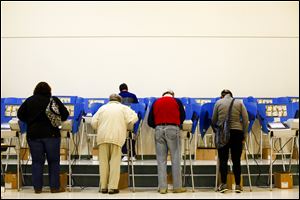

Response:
(27, 137), (61, 190)
(155, 125), (182, 190)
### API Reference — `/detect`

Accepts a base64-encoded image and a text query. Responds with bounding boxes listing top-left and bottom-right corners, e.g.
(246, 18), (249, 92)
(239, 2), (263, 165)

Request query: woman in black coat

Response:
(17, 82), (69, 193)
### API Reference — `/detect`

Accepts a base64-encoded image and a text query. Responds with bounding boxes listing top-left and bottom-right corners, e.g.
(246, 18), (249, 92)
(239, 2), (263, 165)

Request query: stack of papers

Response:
(1, 123), (10, 129)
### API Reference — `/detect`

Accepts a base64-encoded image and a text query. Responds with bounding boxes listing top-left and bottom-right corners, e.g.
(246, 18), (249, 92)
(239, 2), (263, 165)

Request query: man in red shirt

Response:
(148, 90), (186, 194)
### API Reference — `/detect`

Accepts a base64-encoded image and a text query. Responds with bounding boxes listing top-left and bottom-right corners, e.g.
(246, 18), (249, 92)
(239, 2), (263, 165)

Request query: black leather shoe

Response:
(34, 189), (42, 194)
(108, 189), (119, 194)
(101, 189), (108, 194)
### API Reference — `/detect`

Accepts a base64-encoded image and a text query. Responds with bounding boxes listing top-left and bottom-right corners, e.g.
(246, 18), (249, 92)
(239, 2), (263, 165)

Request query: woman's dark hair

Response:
(33, 82), (52, 97)
(119, 83), (128, 92)
(221, 89), (233, 98)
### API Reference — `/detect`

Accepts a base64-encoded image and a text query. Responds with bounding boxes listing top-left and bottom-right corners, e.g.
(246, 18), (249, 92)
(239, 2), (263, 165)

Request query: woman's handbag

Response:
(45, 97), (62, 127)
(215, 99), (235, 149)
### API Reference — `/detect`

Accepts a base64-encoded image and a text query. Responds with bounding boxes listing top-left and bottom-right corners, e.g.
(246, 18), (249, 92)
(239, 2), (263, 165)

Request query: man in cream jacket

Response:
(91, 94), (138, 194)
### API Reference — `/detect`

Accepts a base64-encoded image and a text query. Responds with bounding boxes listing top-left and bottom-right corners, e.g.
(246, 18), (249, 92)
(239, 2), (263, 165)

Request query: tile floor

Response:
(1, 186), (299, 199)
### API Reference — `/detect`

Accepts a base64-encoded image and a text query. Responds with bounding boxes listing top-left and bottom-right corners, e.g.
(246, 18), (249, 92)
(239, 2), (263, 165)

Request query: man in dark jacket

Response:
(118, 83), (139, 162)
(18, 82), (69, 194)
(148, 89), (186, 194)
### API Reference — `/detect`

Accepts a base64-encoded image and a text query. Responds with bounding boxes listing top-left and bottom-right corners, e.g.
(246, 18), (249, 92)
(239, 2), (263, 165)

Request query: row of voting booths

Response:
(1, 96), (299, 158)
(1, 95), (299, 191)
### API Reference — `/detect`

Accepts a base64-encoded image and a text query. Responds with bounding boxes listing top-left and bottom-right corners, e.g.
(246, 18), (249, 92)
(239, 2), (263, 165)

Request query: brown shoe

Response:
(173, 188), (187, 193)
(50, 188), (65, 193)
(34, 189), (42, 194)
(108, 189), (119, 194)
(101, 189), (108, 194)
(159, 188), (168, 194)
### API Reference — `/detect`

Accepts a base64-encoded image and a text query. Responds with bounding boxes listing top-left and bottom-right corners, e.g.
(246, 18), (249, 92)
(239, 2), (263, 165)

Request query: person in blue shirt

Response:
(119, 83), (139, 161)
(119, 83), (138, 105)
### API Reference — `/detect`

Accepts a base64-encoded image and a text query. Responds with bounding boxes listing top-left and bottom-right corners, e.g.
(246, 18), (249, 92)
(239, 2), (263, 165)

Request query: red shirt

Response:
(148, 96), (185, 127)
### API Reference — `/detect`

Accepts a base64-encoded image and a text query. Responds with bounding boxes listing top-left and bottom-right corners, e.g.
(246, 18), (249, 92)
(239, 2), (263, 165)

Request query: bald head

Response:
(109, 94), (122, 102)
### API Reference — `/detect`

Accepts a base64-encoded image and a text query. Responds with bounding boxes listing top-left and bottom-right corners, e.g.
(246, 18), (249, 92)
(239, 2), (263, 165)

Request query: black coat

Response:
(17, 94), (69, 139)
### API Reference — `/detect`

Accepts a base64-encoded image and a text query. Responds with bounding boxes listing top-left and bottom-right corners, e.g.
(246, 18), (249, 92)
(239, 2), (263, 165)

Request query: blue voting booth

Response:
(143, 97), (157, 111)
(83, 98), (109, 116)
(130, 103), (146, 135)
(56, 96), (84, 134)
(1, 97), (27, 133)
(199, 102), (215, 138)
(257, 97), (296, 134)
(180, 97), (190, 105)
(190, 98), (218, 105)
(89, 103), (104, 115)
(243, 97), (258, 133)
(88, 101), (146, 135)
(198, 97), (260, 138)
(189, 98), (219, 138)
(244, 102), (258, 132)
(183, 104), (199, 134)
(1, 98), (5, 126)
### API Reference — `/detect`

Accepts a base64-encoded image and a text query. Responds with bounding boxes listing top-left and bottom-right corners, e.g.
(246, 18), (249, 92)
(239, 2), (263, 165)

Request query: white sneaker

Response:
(122, 156), (136, 162)
(122, 156), (128, 162)
(130, 156), (136, 162)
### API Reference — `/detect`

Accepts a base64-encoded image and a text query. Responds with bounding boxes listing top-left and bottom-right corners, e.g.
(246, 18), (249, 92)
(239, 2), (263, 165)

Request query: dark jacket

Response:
(119, 91), (139, 105)
(148, 96), (185, 128)
(17, 94), (69, 139)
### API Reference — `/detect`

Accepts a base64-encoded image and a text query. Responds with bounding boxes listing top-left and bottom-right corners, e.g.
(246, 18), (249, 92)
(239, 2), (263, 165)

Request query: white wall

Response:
(1, 1), (299, 98)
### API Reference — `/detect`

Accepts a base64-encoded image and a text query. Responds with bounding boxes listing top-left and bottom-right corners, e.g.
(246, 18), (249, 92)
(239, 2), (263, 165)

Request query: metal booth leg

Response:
(67, 132), (72, 192)
(244, 140), (252, 192)
(188, 133), (195, 192)
(79, 119), (85, 160)
(183, 137), (187, 187)
(130, 132), (135, 192)
(215, 151), (219, 192)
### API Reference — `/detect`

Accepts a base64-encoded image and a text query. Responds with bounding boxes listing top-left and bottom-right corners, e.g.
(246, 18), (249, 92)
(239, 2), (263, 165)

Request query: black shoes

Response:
(101, 189), (108, 194)
(34, 189), (42, 194)
(217, 183), (228, 193)
(108, 189), (119, 194)
(235, 185), (243, 193)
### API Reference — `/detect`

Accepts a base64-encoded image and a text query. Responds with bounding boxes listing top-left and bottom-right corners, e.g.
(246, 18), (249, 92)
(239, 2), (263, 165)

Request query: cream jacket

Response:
(91, 101), (138, 147)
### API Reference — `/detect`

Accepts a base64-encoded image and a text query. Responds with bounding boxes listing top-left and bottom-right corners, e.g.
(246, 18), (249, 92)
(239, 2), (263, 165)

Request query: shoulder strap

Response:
(226, 98), (235, 122)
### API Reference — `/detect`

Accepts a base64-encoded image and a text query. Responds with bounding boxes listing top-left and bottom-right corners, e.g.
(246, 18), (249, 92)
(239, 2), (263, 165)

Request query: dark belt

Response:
(156, 123), (179, 127)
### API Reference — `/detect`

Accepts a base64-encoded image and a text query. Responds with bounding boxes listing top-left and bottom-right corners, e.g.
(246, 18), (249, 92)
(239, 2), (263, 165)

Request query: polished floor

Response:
(1, 186), (299, 199)
(3, 158), (299, 166)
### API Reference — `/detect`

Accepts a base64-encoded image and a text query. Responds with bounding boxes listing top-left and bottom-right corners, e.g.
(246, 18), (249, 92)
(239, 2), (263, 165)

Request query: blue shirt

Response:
(119, 91), (139, 105)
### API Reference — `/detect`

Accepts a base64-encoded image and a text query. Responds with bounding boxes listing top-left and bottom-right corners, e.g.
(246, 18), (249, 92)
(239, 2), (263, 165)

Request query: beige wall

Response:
(1, 1), (299, 98)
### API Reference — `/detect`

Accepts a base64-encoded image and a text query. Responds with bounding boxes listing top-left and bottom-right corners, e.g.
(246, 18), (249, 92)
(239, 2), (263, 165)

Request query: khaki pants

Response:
(98, 143), (121, 190)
